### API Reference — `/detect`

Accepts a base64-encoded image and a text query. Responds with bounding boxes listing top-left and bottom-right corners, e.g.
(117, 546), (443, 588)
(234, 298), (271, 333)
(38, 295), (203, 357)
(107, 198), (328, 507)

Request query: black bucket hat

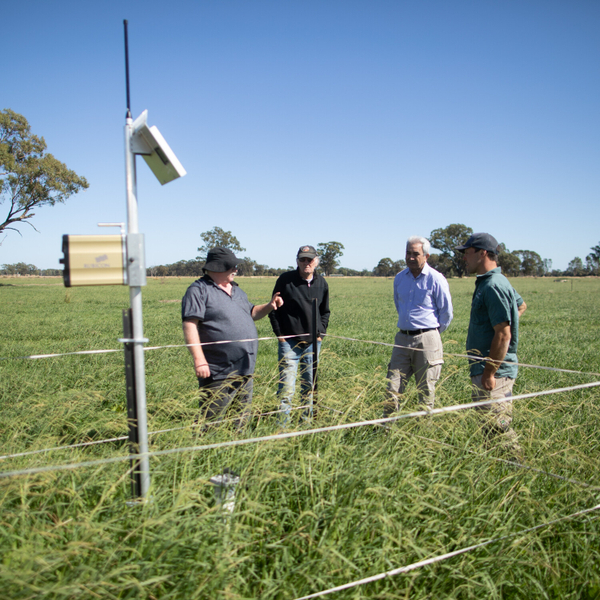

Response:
(203, 247), (239, 272)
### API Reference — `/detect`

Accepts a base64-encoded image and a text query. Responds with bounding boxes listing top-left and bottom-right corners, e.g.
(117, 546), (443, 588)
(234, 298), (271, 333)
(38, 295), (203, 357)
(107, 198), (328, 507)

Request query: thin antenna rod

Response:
(124, 19), (131, 119)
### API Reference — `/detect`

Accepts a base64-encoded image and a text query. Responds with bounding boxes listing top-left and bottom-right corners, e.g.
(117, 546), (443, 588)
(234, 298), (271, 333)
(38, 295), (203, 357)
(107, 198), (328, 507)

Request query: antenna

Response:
(123, 19), (131, 119)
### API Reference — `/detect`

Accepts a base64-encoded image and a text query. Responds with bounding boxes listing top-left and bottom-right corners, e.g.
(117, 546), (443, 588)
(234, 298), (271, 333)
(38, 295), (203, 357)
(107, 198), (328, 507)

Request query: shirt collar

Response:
(296, 268), (318, 283)
(202, 274), (239, 288)
(476, 266), (501, 279)
(406, 262), (431, 279)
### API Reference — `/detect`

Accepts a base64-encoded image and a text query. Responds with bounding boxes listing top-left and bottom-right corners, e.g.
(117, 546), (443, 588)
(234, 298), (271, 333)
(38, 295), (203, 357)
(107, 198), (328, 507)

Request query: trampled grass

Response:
(0, 275), (599, 598)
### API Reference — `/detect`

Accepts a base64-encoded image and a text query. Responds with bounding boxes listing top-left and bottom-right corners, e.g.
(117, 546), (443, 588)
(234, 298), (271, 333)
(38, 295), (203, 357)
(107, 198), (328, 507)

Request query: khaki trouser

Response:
(471, 374), (521, 452)
(385, 329), (444, 413)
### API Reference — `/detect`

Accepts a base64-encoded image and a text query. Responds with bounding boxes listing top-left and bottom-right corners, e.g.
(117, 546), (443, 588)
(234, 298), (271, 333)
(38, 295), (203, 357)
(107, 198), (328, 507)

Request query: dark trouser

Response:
(197, 374), (253, 431)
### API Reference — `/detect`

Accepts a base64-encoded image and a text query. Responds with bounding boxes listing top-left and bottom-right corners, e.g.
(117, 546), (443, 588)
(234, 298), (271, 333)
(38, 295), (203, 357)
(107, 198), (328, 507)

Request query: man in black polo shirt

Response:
(269, 245), (330, 425)
(182, 247), (283, 429)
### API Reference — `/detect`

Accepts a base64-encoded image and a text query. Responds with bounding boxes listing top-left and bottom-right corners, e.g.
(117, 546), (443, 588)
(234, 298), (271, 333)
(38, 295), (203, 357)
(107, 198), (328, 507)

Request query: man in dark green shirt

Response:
(457, 233), (527, 455)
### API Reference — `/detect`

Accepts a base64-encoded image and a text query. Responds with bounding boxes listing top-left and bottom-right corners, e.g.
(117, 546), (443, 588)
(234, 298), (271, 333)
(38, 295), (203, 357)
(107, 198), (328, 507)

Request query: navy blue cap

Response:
(456, 233), (499, 254)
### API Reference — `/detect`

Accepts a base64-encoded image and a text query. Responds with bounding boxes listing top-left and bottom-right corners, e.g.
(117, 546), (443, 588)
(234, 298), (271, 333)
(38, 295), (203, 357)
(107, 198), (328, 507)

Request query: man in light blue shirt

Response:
(385, 236), (453, 413)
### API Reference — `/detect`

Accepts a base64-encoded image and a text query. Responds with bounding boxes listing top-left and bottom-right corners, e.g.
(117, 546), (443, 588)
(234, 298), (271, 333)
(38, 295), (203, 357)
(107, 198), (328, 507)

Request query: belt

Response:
(399, 327), (438, 336)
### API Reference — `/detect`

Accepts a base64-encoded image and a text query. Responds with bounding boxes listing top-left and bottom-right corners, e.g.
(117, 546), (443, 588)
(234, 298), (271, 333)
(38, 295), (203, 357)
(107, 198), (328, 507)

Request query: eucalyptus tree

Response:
(317, 241), (344, 276)
(0, 109), (89, 238)
(196, 226), (246, 261)
(429, 223), (473, 277)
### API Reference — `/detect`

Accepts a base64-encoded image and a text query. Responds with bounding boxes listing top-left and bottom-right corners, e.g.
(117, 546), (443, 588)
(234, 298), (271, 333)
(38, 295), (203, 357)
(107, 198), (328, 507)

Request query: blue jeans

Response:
(277, 339), (321, 424)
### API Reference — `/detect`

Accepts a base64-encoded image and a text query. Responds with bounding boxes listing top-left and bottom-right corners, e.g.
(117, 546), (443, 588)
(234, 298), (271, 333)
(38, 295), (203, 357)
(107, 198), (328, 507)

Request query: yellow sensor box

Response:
(61, 234), (127, 287)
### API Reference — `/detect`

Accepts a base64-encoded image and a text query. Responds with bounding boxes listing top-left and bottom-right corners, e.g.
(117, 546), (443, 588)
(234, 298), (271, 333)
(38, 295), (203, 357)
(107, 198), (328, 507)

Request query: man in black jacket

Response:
(269, 245), (330, 425)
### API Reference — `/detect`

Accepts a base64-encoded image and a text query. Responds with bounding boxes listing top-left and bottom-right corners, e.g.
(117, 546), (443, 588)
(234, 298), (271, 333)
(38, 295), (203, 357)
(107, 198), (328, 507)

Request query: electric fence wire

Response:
(1, 332), (598, 377)
(324, 333), (600, 377)
(293, 501), (600, 600)
(0, 404), (312, 461)
(407, 431), (600, 490)
(1, 380), (599, 481)
(2, 399), (595, 492)
(0, 335), (303, 361)
(2, 327), (598, 596)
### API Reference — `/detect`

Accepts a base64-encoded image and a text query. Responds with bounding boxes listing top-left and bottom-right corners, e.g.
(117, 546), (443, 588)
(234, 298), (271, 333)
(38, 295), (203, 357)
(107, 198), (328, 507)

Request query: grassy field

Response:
(0, 275), (599, 599)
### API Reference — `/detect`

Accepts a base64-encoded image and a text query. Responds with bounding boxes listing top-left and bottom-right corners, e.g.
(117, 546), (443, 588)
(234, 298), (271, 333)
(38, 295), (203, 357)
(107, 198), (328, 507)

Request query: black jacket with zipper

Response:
(269, 269), (330, 339)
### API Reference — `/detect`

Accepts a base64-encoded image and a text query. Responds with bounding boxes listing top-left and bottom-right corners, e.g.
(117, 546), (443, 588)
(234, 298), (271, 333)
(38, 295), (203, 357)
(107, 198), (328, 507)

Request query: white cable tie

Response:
(118, 337), (149, 344)
(293, 501), (600, 600)
(2, 380), (599, 480)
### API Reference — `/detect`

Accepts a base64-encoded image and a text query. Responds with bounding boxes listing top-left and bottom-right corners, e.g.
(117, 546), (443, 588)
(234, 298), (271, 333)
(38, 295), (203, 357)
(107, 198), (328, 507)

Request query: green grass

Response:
(0, 275), (599, 599)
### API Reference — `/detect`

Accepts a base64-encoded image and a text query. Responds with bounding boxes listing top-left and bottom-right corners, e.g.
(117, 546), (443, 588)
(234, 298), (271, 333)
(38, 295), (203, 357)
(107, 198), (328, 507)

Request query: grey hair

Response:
(407, 236), (430, 255)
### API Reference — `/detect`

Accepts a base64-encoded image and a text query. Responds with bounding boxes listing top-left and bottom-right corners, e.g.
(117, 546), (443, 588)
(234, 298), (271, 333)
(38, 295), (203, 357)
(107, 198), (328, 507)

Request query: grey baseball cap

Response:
(455, 233), (499, 253)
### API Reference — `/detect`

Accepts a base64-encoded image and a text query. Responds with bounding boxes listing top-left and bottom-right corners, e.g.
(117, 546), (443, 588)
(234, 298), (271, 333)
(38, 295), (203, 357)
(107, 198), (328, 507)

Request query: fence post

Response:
(122, 309), (142, 500)
(311, 297), (319, 414)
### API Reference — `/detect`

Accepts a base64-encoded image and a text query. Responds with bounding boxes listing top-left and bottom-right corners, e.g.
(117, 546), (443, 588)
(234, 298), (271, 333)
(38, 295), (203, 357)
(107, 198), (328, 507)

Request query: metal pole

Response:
(311, 297), (319, 413)
(122, 309), (142, 498)
(124, 90), (150, 499)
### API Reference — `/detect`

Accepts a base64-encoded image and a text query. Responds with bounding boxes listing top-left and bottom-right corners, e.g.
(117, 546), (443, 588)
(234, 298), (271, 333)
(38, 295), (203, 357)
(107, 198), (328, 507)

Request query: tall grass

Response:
(0, 275), (599, 598)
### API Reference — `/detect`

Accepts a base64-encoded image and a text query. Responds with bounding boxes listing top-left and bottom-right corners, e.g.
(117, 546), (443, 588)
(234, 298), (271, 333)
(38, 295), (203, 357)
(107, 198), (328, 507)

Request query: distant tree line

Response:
(144, 225), (600, 279)
(1, 262), (60, 276)
(373, 225), (600, 278)
(146, 259), (289, 278)
(146, 229), (352, 278)
(5, 227), (598, 279)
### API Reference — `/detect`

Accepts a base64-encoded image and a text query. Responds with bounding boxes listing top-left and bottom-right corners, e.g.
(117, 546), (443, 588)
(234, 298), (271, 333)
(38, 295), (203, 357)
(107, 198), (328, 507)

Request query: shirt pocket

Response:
(422, 331), (444, 365)
(415, 286), (432, 307)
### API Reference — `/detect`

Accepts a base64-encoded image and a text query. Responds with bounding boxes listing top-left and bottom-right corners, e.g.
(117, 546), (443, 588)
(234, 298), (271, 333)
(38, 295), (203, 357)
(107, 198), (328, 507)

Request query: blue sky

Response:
(3, 0), (599, 271)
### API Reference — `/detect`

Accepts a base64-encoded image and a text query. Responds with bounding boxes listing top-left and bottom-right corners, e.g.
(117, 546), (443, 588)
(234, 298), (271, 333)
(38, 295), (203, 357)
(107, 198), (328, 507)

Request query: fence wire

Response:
(1, 331), (598, 377)
(294, 501), (600, 600)
(1, 380), (599, 481)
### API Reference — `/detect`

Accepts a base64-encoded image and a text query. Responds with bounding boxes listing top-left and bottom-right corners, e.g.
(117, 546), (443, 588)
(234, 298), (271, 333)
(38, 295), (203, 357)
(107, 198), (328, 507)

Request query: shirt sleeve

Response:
(393, 273), (401, 314)
(268, 276), (284, 336)
(181, 283), (206, 322)
(433, 276), (453, 333)
(319, 281), (330, 333)
(514, 289), (524, 307)
(485, 284), (513, 327)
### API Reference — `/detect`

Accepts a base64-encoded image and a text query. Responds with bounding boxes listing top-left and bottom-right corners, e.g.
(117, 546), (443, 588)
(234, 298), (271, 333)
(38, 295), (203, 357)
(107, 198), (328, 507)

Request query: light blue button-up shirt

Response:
(393, 263), (453, 333)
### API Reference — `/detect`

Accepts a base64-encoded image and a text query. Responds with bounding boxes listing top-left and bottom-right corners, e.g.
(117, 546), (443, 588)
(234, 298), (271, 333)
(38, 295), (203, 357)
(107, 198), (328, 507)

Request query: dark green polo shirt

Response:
(466, 267), (523, 379)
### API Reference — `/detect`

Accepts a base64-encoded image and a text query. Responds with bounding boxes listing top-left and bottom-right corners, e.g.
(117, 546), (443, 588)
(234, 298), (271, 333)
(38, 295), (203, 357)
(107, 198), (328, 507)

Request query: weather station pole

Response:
(120, 20), (186, 499)
(123, 19), (151, 498)
(60, 20), (185, 501)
